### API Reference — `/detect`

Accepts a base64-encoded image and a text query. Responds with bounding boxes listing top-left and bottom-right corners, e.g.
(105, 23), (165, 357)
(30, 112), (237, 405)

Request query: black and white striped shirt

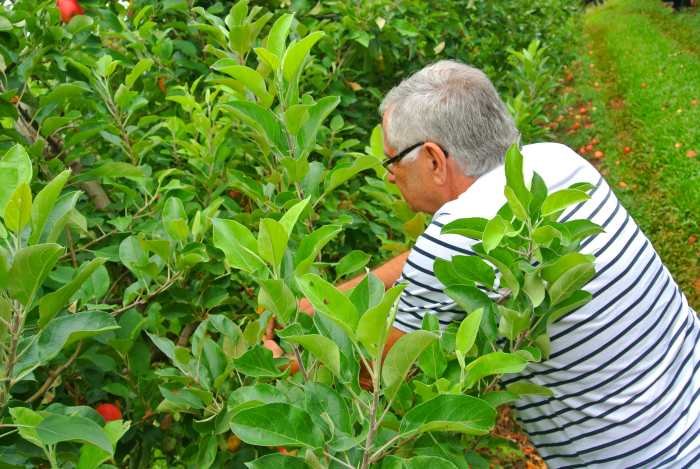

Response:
(394, 143), (700, 468)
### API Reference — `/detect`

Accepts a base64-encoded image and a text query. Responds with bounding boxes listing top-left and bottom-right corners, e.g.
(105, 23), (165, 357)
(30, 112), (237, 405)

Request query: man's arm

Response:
(295, 251), (409, 355)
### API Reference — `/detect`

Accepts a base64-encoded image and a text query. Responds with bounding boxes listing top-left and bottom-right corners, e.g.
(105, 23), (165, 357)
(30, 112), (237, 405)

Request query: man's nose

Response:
(387, 170), (396, 184)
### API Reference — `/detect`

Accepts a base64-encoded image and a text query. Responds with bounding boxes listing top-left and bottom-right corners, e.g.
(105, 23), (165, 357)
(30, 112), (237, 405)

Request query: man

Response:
(369, 60), (700, 467)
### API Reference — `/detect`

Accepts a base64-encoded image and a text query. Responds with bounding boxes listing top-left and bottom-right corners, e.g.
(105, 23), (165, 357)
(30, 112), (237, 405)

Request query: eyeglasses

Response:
(382, 141), (449, 170)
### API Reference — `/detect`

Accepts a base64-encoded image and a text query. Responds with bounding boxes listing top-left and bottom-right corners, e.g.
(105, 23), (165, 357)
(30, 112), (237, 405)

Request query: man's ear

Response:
(425, 142), (448, 184)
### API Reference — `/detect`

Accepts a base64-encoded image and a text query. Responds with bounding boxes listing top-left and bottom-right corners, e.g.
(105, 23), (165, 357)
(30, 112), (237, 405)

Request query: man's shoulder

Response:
(434, 142), (601, 223)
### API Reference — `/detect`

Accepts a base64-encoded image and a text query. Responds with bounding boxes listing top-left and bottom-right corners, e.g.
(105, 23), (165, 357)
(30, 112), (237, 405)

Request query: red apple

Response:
(95, 403), (122, 422)
(56, 0), (84, 24)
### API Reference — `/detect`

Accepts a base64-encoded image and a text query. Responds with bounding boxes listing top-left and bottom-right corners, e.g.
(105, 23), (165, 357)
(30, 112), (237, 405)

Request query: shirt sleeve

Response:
(392, 211), (483, 332)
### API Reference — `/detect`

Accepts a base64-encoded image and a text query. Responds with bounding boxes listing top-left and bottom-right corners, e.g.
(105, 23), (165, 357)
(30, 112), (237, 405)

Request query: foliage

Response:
(0, 0), (587, 467)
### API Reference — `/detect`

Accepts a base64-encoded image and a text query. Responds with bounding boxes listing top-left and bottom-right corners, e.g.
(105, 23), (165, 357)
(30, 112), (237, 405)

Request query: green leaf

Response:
(212, 218), (266, 274)
(548, 290), (592, 324)
(38, 258), (107, 328)
(81, 162), (145, 180)
(254, 47), (280, 70)
(482, 216), (506, 253)
(43, 191), (82, 244)
(541, 189), (589, 217)
(0, 15), (12, 31)
(382, 330), (438, 400)
(348, 272), (384, 313)
(284, 104), (311, 135)
(36, 414), (113, 454)
(124, 58), (153, 89)
(506, 381), (553, 397)
(323, 155), (378, 195)
(418, 315), (447, 379)
(0, 249), (8, 288)
(382, 455), (460, 469)
(463, 352), (527, 389)
(548, 262), (595, 306)
(9, 407), (44, 448)
(162, 197), (189, 242)
(258, 279), (296, 323)
(523, 271), (545, 307)
(336, 250), (371, 279)
(7, 243), (63, 306)
(95, 55), (118, 78)
(541, 252), (594, 283)
(444, 285), (492, 317)
(159, 385), (210, 410)
(504, 144), (531, 210)
(228, 101), (288, 154)
(231, 403), (324, 448)
(228, 384), (287, 415)
(279, 197), (310, 236)
(39, 82), (91, 108)
(211, 61), (273, 107)
(476, 250), (520, 298)
(194, 435), (217, 469)
(559, 219), (604, 244)
(298, 96), (340, 155)
(0, 144), (32, 218)
(441, 217), (488, 239)
(4, 183), (32, 233)
(29, 170), (71, 245)
(283, 334), (340, 378)
(399, 394), (496, 436)
(233, 345), (284, 378)
(282, 31), (325, 83)
(246, 453), (309, 468)
(456, 308), (483, 356)
(498, 306), (530, 341)
(532, 225), (562, 246)
(266, 13), (294, 57)
(480, 391), (519, 408)
(504, 186), (528, 221)
(66, 14), (94, 34)
(356, 284), (406, 358)
(294, 224), (343, 273)
(14, 311), (119, 381)
(452, 256), (496, 287)
(296, 274), (358, 337)
(303, 382), (353, 435)
(529, 172), (548, 217)
(257, 218), (288, 274)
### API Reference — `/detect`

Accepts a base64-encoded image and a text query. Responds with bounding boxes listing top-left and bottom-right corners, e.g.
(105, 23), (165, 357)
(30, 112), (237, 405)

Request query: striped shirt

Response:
(393, 143), (700, 468)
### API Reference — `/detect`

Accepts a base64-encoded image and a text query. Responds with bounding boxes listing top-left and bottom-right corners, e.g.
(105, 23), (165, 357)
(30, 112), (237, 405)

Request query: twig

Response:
(26, 342), (83, 404)
(324, 450), (355, 469)
(111, 273), (182, 316)
(289, 345), (309, 382)
(65, 228), (78, 268)
(176, 322), (197, 347)
(368, 432), (414, 464)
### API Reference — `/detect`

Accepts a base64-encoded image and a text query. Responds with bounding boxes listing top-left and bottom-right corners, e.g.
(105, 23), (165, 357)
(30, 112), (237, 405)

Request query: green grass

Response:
(550, 0), (700, 307)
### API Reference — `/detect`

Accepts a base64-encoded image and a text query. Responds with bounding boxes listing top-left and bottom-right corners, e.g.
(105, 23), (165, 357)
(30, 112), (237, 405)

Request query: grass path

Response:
(551, 0), (700, 307)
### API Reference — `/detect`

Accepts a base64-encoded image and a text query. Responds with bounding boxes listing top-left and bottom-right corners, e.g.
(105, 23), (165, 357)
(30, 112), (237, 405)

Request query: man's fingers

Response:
(298, 298), (314, 315)
(263, 339), (283, 358)
(264, 316), (276, 340)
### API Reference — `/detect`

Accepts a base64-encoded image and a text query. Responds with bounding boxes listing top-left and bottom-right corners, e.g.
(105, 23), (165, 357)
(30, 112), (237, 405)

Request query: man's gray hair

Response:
(379, 60), (519, 177)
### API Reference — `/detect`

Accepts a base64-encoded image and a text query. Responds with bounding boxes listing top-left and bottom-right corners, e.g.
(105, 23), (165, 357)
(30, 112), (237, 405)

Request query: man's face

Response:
(382, 112), (437, 214)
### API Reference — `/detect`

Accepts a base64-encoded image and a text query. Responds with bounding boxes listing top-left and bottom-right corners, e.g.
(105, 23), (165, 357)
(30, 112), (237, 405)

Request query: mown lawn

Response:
(549, 0), (700, 308)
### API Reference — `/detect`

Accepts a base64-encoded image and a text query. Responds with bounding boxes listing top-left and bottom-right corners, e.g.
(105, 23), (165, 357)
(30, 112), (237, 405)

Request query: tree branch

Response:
(26, 342), (83, 404)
